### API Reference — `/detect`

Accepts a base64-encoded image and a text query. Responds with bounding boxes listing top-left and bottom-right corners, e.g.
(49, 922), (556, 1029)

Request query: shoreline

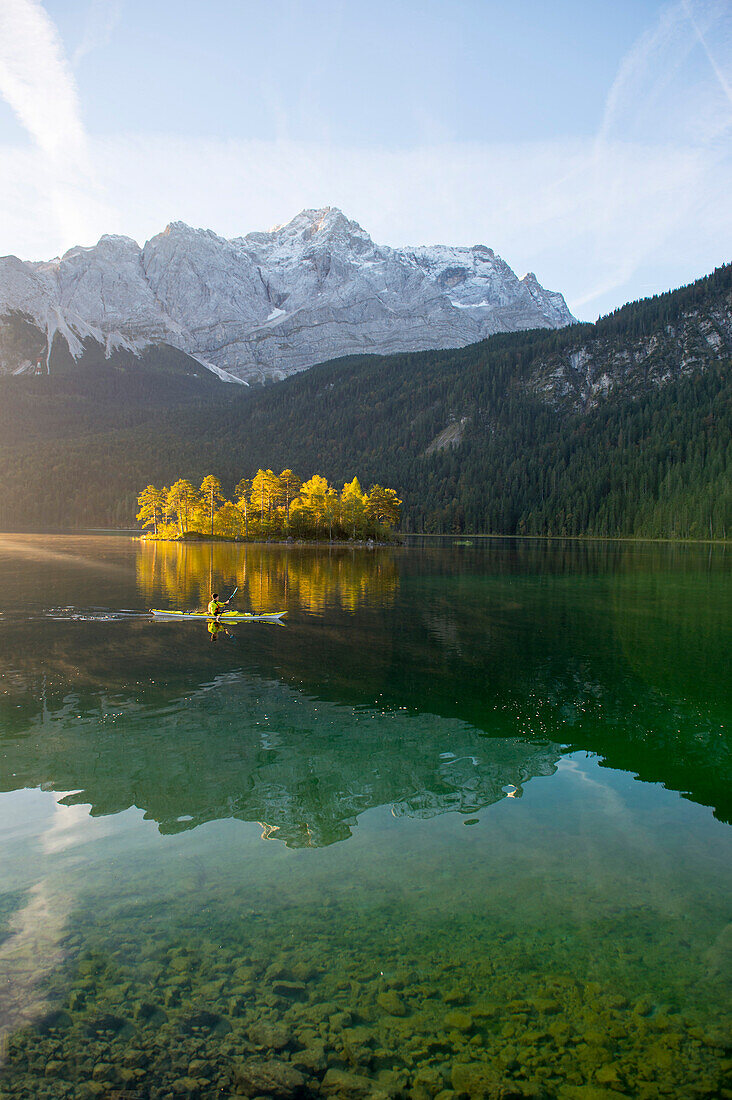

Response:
(139, 535), (397, 548)
(0, 529), (728, 546)
(137, 532), (731, 547)
(401, 533), (731, 546)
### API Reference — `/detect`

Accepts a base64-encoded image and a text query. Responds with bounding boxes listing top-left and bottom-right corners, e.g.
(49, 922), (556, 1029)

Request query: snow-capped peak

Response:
(164, 220), (194, 234)
(0, 208), (576, 384)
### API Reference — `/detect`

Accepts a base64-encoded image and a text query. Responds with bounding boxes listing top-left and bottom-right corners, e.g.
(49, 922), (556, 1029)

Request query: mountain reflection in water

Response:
(0, 537), (729, 840)
(1, 675), (561, 847)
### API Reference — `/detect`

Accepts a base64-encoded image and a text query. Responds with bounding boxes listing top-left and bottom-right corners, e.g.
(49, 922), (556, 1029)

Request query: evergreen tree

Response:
(365, 485), (402, 530)
(279, 469), (303, 532)
(166, 479), (200, 536)
(200, 474), (225, 537)
(235, 477), (252, 539)
(341, 477), (366, 538)
(299, 475), (330, 535)
(251, 469), (281, 529)
(136, 484), (166, 536)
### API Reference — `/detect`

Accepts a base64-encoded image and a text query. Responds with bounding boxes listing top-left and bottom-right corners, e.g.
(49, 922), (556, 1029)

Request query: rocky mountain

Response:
(2, 263), (727, 538)
(0, 207), (574, 383)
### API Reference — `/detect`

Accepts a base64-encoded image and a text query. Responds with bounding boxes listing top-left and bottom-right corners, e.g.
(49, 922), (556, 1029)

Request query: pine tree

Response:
(136, 484), (166, 536)
(279, 469), (303, 532)
(166, 479), (200, 536)
(200, 474), (225, 537)
(365, 485), (402, 530)
(251, 469), (281, 529)
(235, 477), (251, 539)
(341, 477), (366, 538)
(299, 474), (330, 535)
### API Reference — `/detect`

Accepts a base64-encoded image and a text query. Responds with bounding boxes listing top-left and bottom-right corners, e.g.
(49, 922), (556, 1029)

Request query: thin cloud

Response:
(588, 0), (731, 309)
(681, 0), (732, 110)
(600, 0), (731, 145)
(0, 0), (86, 160)
(0, 0), (114, 249)
(73, 0), (123, 67)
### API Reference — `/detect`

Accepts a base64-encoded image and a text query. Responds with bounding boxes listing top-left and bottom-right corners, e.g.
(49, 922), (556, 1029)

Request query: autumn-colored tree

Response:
(138, 469), (401, 541)
(341, 477), (366, 538)
(324, 487), (340, 540)
(279, 469), (303, 531)
(365, 485), (402, 529)
(251, 469), (281, 525)
(167, 479), (200, 536)
(215, 500), (242, 538)
(200, 474), (225, 537)
(136, 484), (166, 536)
(235, 477), (251, 539)
(298, 474), (330, 534)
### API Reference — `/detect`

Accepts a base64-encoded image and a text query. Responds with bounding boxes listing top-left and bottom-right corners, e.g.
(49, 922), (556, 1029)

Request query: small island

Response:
(136, 468), (401, 542)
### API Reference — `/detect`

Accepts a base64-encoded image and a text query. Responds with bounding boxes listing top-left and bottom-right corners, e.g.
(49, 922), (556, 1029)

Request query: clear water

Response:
(0, 535), (730, 1099)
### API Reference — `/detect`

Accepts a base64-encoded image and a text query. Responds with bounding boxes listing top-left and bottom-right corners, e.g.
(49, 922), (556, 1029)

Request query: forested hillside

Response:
(0, 265), (730, 538)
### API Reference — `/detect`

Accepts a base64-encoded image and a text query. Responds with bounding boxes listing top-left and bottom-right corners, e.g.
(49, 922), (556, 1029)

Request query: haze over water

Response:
(0, 535), (730, 1099)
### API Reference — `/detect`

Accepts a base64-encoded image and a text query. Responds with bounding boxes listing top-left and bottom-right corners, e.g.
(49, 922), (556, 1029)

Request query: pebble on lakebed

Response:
(0, 906), (730, 1100)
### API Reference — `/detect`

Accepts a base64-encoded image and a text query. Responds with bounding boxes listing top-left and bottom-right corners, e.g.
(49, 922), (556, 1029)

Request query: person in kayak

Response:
(208, 592), (229, 617)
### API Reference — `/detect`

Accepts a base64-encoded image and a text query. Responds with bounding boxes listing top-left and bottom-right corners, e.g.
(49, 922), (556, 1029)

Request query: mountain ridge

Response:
(0, 263), (729, 538)
(0, 207), (574, 383)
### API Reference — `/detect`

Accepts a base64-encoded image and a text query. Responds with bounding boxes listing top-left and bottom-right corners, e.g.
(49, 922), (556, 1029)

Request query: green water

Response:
(0, 535), (730, 1100)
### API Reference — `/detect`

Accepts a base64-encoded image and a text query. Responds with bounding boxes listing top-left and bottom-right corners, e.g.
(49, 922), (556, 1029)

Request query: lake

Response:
(0, 534), (730, 1099)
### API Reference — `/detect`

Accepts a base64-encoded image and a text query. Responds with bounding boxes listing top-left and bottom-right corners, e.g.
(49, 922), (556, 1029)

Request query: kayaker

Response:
(208, 591), (229, 617)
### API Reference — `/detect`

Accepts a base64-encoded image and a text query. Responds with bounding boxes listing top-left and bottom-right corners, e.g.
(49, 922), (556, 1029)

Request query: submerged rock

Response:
(233, 1058), (306, 1098)
(291, 1046), (327, 1073)
(443, 1010), (473, 1033)
(377, 990), (407, 1017)
(171, 1075), (204, 1096)
(321, 1067), (373, 1097)
(450, 1060), (505, 1098)
(184, 1009), (229, 1034)
(248, 1022), (292, 1051)
(272, 980), (307, 999)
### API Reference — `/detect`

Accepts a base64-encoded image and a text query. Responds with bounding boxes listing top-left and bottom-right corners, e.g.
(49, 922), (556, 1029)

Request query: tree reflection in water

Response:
(136, 541), (399, 615)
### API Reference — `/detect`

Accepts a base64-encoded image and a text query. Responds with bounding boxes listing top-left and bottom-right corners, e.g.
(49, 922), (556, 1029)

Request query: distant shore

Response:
(138, 531), (730, 546)
(139, 533), (398, 548)
(0, 529), (727, 546)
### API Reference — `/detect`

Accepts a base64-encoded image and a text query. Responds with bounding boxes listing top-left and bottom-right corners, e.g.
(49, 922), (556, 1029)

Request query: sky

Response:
(0, 0), (730, 319)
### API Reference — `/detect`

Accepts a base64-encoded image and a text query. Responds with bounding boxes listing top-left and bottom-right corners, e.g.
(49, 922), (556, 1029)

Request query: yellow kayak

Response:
(151, 609), (287, 621)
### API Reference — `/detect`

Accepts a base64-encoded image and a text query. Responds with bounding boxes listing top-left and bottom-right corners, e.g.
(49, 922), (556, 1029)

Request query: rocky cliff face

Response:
(0, 207), (575, 383)
(527, 291), (732, 411)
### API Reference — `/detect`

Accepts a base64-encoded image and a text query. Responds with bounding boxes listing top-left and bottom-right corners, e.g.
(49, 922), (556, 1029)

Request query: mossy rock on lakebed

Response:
(1, 908), (730, 1099)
